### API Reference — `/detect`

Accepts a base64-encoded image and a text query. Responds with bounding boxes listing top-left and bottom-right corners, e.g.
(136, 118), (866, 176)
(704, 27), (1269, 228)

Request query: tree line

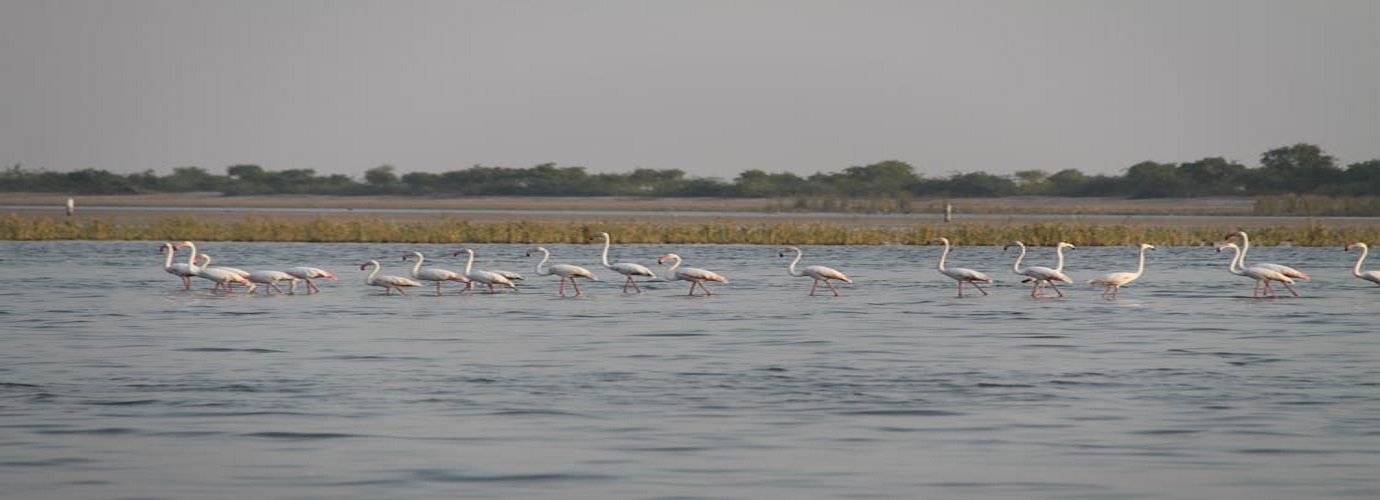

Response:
(3, 143), (1377, 199)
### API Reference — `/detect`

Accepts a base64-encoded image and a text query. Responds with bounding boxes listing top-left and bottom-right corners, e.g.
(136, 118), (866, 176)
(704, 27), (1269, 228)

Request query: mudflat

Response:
(6, 193), (1377, 229)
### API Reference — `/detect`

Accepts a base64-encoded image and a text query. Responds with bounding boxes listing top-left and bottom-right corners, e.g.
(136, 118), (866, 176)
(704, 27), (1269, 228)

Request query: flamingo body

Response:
(593, 232), (656, 293)
(930, 237), (992, 297)
(657, 253), (728, 296)
(526, 246), (598, 296)
(283, 266), (337, 293)
(778, 246), (850, 296)
(246, 270), (300, 295)
(1088, 243), (1154, 299)
(360, 260), (422, 295)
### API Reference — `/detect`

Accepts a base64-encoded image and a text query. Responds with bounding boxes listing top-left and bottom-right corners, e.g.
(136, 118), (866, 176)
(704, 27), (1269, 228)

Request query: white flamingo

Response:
(283, 266), (337, 294)
(451, 248), (519, 293)
(402, 251), (469, 296)
(1088, 243), (1155, 299)
(159, 242), (191, 289)
(778, 245), (851, 297)
(159, 242), (206, 290)
(1004, 241), (1074, 297)
(1217, 242), (1296, 298)
(656, 253), (729, 296)
(526, 246), (599, 296)
(172, 241), (253, 293)
(359, 260), (421, 295)
(592, 232), (656, 293)
(929, 237), (992, 297)
(246, 270), (300, 295)
(1345, 242), (1380, 286)
(1225, 231), (1310, 282)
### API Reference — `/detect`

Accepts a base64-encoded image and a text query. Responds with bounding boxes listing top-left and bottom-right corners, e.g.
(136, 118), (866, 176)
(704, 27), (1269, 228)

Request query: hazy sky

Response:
(2, 1), (1377, 181)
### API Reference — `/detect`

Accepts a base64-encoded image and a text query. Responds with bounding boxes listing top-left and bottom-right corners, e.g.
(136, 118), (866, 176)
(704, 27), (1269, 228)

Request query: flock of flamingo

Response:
(157, 231), (1380, 299)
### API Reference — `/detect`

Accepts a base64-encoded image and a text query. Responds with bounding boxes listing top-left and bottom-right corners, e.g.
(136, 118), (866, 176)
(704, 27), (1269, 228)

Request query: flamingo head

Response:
(525, 246), (546, 257)
(1215, 242), (1238, 253)
(1224, 231), (1244, 241)
(777, 246), (799, 258)
(656, 253), (680, 265)
(171, 241), (194, 251)
(1141, 243), (1157, 251)
(158, 243), (172, 254)
(1057, 242), (1076, 250)
(402, 252), (419, 261)
(359, 261), (374, 271)
(451, 248), (473, 258)
(591, 232), (610, 241)
(1002, 241), (1023, 252)
(1346, 242), (1367, 252)
(928, 237), (949, 245)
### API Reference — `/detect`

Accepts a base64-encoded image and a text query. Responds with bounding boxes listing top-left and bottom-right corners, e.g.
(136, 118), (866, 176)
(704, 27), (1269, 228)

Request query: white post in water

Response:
(65, 198), (75, 216)
(943, 202), (952, 222)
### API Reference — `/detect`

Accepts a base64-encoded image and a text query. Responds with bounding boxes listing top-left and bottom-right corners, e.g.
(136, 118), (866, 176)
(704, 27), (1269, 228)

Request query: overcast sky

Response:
(2, 0), (1377, 181)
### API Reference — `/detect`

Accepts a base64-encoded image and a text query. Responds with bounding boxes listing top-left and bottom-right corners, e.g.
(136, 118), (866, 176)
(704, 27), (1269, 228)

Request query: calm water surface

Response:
(2, 241), (1378, 500)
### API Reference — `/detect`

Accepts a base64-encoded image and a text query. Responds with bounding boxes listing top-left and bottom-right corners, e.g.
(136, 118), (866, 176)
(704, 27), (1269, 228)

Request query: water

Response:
(2, 241), (1378, 500)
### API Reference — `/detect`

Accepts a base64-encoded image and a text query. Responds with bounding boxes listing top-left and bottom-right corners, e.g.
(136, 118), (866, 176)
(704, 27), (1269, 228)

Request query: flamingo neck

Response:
(162, 244), (175, 269)
(364, 262), (380, 283)
(1133, 247), (1148, 276)
(532, 249), (551, 276)
(1355, 245), (1370, 277)
(599, 236), (613, 267)
(1225, 246), (1245, 275)
(1237, 233), (1252, 265)
(661, 255), (682, 280)
(462, 250), (475, 275)
(936, 241), (950, 271)
(1010, 244), (1026, 273)
(182, 242), (198, 268)
(409, 252), (424, 275)
(785, 249), (803, 277)
(1054, 245), (1067, 272)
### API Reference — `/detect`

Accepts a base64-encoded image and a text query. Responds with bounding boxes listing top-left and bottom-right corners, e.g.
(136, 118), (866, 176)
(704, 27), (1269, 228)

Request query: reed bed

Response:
(4, 213), (1378, 246)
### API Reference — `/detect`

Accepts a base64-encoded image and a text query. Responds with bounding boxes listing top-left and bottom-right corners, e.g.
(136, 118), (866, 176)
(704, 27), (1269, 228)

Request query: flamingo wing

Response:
(946, 267), (991, 283)
(611, 262), (655, 277)
(550, 264), (598, 280)
(680, 267), (728, 283)
(1090, 272), (1136, 287)
(803, 265), (850, 283)
(1359, 270), (1380, 285)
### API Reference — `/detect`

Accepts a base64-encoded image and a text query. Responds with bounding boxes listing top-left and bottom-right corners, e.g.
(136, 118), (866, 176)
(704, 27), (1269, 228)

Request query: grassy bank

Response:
(4, 214), (1378, 246)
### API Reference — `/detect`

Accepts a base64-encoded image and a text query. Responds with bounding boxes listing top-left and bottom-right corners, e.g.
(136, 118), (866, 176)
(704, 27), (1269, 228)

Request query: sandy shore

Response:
(6, 193), (1378, 229)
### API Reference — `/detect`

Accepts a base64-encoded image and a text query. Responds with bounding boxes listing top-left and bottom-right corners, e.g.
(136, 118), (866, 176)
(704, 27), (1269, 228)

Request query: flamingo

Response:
(591, 231), (656, 293)
(1225, 231), (1310, 282)
(1345, 242), (1380, 286)
(359, 260), (421, 295)
(159, 242), (206, 290)
(283, 266), (337, 294)
(1088, 243), (1155, 299)
(451, 248), (519, 293)
(172, 241), (253, 293)
(1217, 242), (1296, 298)
(526, 246), (599, 296)
(656, 253), (728, 296)
(1003, 241), (1074, 297)
(778, 245), (851, 296)
(402, 251), (469, 296)
(929, 237), (992, 297)
(246, 270), (300, 295)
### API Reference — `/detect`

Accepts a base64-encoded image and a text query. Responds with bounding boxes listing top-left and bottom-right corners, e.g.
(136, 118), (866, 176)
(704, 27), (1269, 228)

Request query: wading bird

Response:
(360, 260), (421, 295)
(777, 245), (850, 297)
(657, 253), (728, 296)
(1345, 242), (1380, 286)
(929, 237), (992, 297)
(1088, 243), (1155, 300)
(526, 246), (598, 296)
(591, 232), (656, 293)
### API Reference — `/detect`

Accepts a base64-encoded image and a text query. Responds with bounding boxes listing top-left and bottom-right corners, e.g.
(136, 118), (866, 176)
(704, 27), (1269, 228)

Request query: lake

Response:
(2, 241), (1378, 499)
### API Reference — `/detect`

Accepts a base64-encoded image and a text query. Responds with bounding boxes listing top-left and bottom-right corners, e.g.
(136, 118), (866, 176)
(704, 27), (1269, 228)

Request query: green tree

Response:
(1256, 143), (1341, 193)
(1122, 161), (1183, 198)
